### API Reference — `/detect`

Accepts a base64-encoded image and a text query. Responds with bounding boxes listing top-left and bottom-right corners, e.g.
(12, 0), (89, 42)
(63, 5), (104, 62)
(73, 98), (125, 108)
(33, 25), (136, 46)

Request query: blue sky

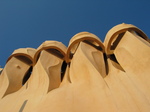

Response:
(0, 0), (150, 67)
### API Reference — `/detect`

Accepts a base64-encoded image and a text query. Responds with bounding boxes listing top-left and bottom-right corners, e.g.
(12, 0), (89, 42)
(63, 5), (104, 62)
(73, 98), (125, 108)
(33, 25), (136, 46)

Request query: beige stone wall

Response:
(0, 23), (150, 112)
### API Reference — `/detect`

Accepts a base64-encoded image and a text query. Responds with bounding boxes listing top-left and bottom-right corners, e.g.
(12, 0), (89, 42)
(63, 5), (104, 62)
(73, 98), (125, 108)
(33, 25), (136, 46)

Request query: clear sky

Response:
(0, 0), (150, 67)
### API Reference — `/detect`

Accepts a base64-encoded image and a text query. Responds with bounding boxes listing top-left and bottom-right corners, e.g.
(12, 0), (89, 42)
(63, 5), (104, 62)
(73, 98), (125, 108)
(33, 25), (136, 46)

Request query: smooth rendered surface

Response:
(0, 23), (150, 112)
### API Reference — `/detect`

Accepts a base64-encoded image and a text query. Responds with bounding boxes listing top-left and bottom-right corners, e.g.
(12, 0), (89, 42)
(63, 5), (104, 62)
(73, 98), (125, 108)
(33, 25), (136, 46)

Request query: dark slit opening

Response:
(109, 54), (125, 72)
(83, 40), (103, 51)
(22, 66), (33, 85)
(0, 69), (3, 75)
(61, 61), (67, 81)
(129, 30), (147, 40)
(35, 52), (41, 63)
(110, 32), (125, 51)
(69, 53), (73, 60)
(35, 49), (64, 63)
(16, 56), (32, 65)
(46, 49), (64, 59)
(103, 53), (109, 75)
(69, 43), (80, 60)
(69, 40), (103, 63)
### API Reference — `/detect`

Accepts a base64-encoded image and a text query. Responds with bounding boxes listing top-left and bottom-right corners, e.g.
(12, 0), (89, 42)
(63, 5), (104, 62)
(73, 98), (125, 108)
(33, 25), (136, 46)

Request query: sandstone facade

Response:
(0, 23), (150, 112)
